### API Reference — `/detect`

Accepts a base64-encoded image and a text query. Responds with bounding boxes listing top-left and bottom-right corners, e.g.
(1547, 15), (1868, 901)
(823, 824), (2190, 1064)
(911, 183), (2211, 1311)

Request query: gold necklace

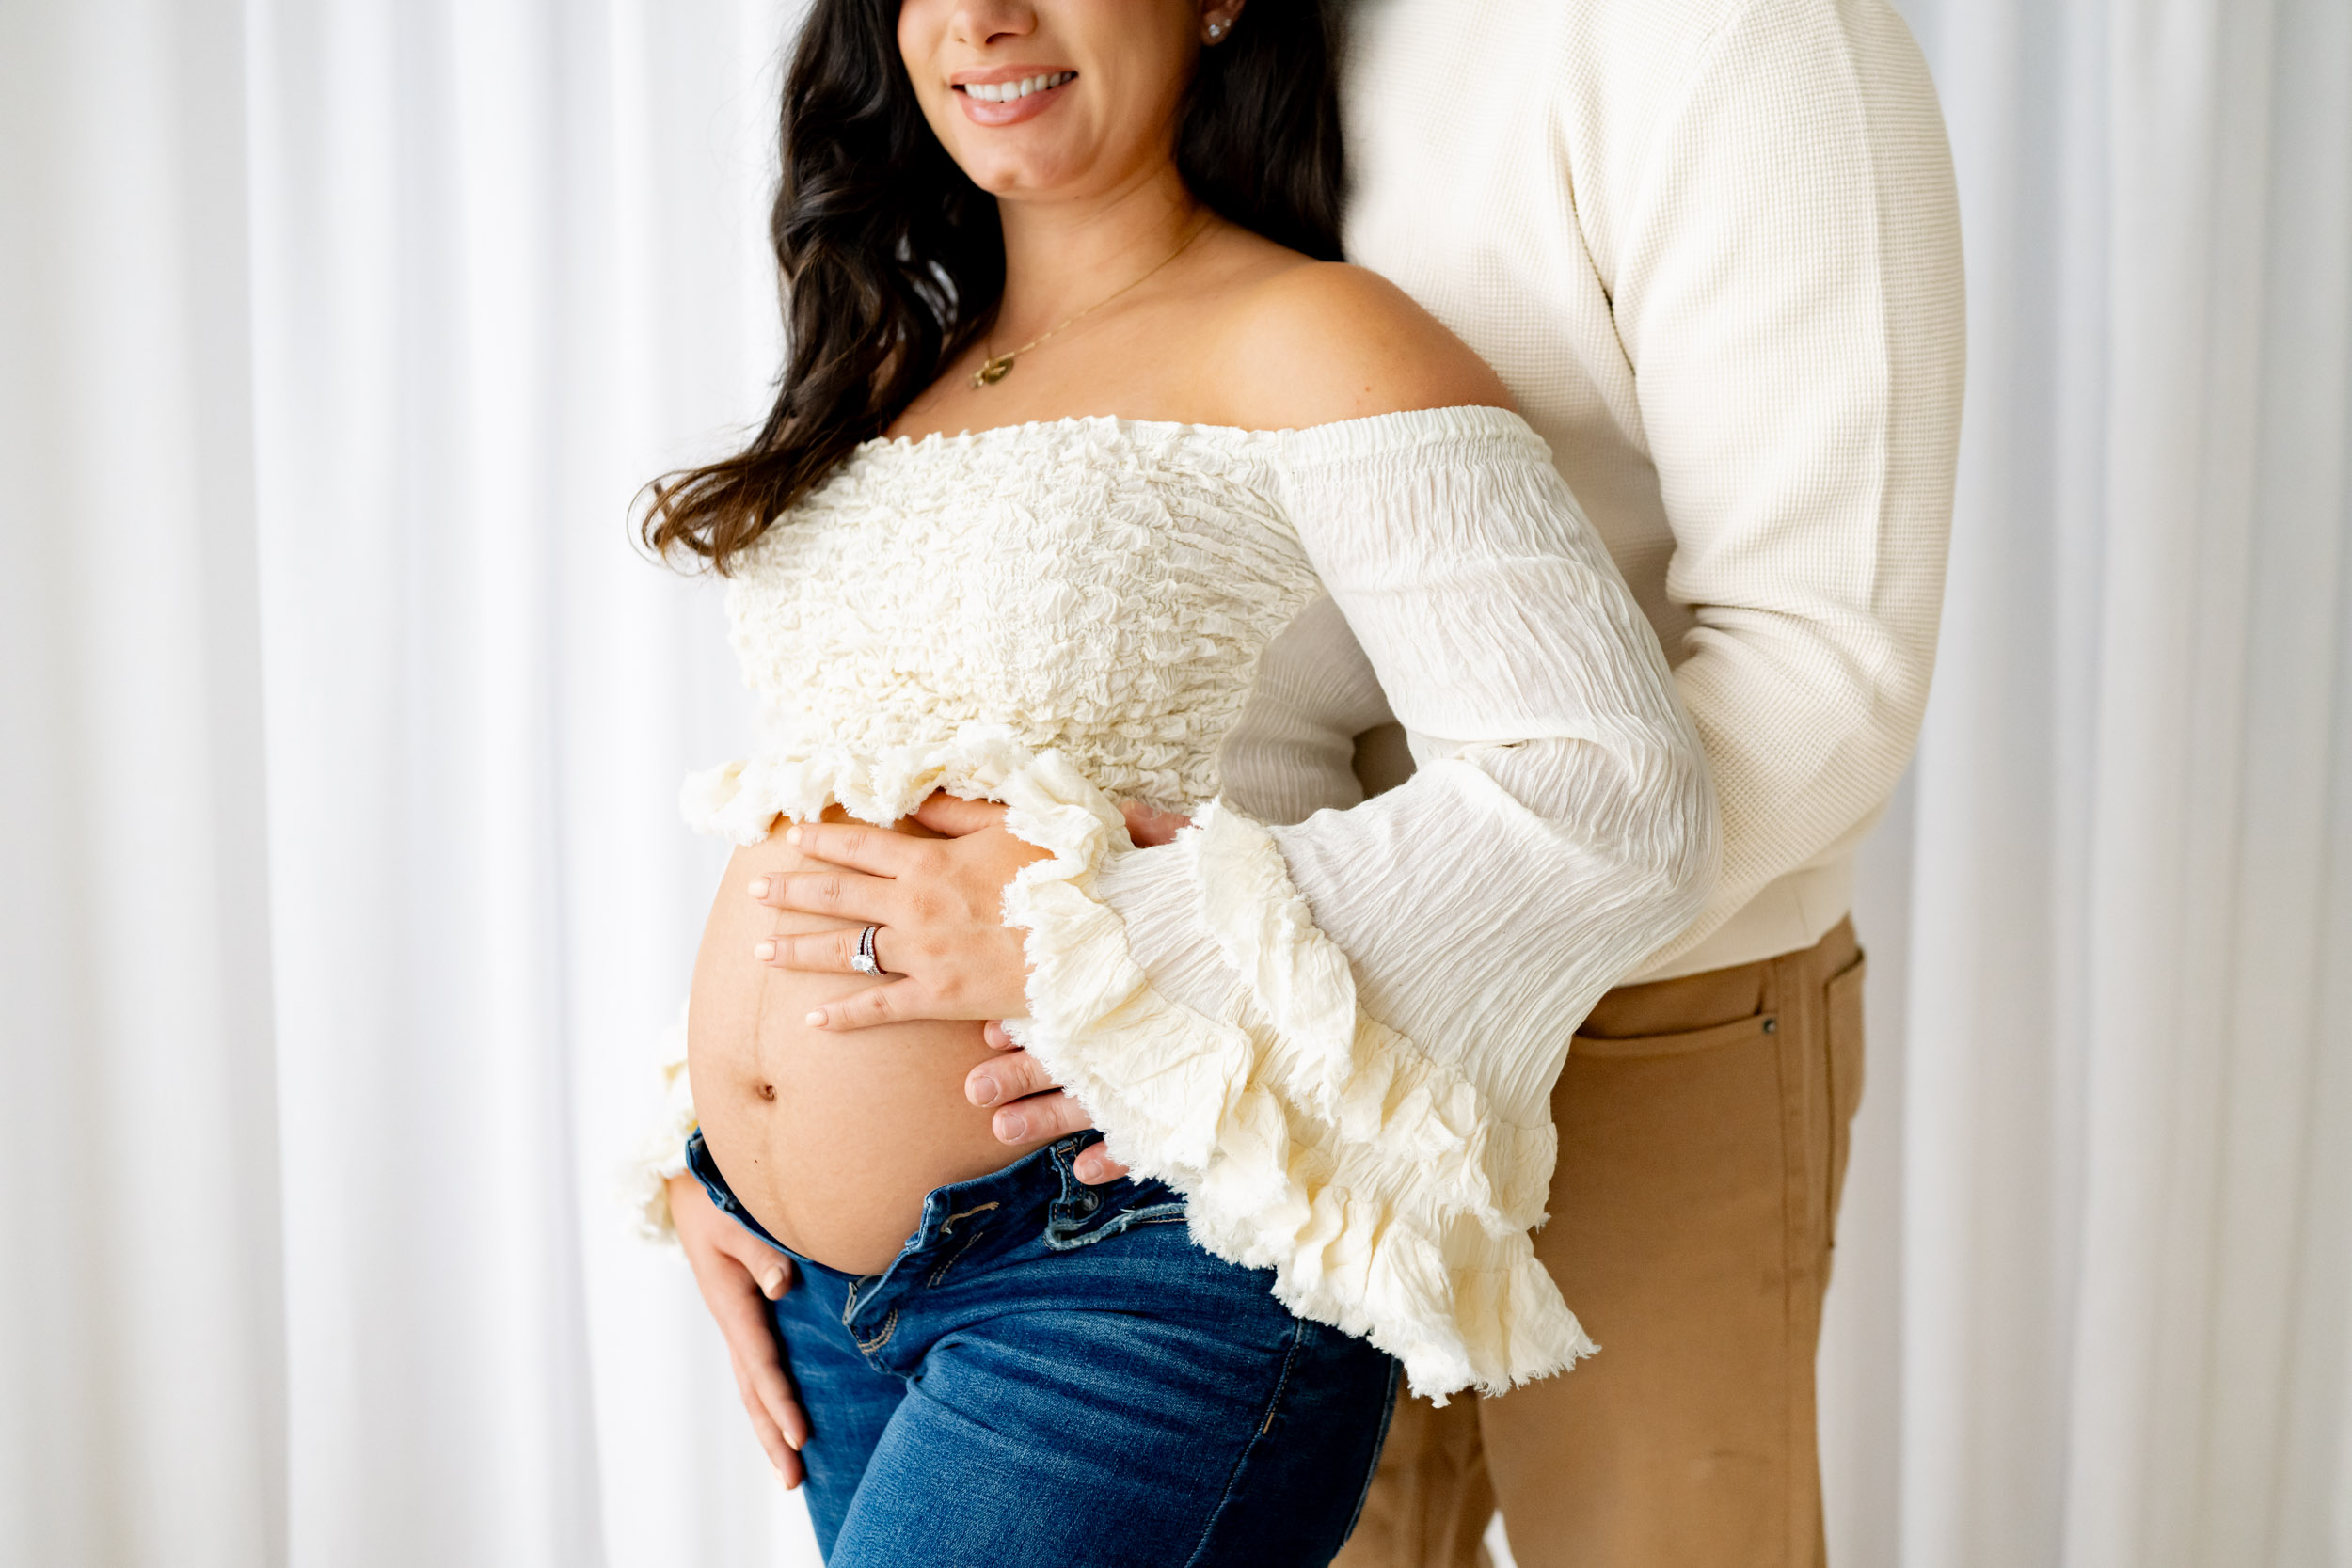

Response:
(972, 217), (1210, 388)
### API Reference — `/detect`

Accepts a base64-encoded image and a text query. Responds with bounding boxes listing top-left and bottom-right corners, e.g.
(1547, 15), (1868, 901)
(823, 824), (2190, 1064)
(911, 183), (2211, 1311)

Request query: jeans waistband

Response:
(685, 1127), (1178, 1284)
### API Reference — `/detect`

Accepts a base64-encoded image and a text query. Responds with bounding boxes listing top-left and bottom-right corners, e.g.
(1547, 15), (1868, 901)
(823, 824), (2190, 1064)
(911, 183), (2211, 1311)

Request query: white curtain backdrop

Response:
(2, 2), (2345, 1565)
(1819, 1), (2352, 1566)
(5, 2), (809, 1563)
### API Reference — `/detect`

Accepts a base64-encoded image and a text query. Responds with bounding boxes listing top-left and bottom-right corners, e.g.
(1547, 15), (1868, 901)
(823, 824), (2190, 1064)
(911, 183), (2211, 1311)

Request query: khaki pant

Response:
(1337, 922), (1867, 1568)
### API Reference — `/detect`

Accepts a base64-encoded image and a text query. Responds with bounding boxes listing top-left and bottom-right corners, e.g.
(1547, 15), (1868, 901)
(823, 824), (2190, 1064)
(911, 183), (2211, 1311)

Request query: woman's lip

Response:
(953, 73), (1075, 127)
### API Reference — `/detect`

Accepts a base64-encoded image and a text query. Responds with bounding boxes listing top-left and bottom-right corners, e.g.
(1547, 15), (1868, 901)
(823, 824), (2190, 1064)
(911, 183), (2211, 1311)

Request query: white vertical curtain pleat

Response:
(1820, 2), (2352, 1566)
(7, 2), (812, 1564)
(4, 1), (2348, 1565)
(2, 3), (285, 1565)
(239, 2), (806, 1563)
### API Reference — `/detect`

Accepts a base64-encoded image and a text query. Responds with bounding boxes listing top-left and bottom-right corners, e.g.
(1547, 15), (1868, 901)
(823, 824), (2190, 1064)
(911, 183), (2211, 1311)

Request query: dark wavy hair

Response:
(643, 0), (1346, 573)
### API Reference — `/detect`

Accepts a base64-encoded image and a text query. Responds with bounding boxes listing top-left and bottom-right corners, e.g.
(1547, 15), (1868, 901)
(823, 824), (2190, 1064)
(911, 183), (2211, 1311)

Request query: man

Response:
(1330, 1), (1963, 1563)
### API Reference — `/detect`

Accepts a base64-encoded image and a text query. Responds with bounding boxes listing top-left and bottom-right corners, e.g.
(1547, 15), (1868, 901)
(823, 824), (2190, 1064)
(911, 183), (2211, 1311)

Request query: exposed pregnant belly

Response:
(688, 808), (1057, 1275)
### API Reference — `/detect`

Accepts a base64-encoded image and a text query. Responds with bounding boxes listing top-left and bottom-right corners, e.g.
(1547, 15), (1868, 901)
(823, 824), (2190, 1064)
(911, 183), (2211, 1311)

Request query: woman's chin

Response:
(953, 143), (1104, 202)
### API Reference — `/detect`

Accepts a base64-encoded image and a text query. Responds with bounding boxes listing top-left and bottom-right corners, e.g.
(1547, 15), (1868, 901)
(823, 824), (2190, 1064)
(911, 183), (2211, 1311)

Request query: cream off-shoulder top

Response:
(631, 405), (1718, 1401)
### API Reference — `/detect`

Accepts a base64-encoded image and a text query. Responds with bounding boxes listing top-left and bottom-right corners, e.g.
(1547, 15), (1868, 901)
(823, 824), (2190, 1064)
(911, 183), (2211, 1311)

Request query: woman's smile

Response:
(900, 0), (1202, 199)
(952, 67), (1079, 126)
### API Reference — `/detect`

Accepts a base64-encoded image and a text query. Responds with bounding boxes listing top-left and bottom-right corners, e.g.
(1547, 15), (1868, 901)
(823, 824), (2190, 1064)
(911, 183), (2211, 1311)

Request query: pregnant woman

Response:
(626, 1), (1718, 1563)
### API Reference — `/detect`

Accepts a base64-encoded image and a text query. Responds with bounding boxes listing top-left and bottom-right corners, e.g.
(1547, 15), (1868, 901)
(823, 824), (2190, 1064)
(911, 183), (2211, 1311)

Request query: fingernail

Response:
(784, 826), (802, 846)
(760, 1267), (786, 1297)
(804, 1010), (826, 1027)
(773, 1463), (787, 1487)
(972, 1074), (999, 1106)
(1076, 1154), (1100, 1182)
(748, 877), (770, 898)
(755, 940), (776, 961)
(998, 1110), (1026, 1140)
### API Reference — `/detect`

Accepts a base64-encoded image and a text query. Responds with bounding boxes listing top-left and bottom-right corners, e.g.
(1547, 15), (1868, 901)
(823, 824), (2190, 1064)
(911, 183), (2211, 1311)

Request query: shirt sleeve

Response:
(1612, 0), (1965, 971)
(995, 407), (1718, 1400)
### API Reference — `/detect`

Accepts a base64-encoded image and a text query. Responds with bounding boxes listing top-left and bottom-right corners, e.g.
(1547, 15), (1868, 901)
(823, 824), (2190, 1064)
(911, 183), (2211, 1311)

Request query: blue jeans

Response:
(686, 1130), (1400, 1566)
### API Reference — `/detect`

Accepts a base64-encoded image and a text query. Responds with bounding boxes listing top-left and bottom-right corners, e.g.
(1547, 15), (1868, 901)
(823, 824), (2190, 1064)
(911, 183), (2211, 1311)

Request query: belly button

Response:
(756, 1082), (777, 1101)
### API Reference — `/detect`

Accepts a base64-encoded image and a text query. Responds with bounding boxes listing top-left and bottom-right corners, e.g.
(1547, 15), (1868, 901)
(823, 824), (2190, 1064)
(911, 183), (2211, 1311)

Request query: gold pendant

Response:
(972, 353), (1015, 388)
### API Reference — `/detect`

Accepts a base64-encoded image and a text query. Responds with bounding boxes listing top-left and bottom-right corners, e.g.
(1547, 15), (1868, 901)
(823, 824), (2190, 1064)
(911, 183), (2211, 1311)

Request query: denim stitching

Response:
(1341, 1359), (1406, 1542)
(1257, 1323), (1302, 1436)
(1177, 1318), (1309, 1568)
(939, 1200), (999, 1235)
(853, 1307), (900, 1355)
(926, 1227), (988, 1288)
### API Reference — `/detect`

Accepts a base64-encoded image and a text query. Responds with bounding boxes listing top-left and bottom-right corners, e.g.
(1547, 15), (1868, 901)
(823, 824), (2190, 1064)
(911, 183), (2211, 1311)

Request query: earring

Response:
(1206, 19), (1227, 40)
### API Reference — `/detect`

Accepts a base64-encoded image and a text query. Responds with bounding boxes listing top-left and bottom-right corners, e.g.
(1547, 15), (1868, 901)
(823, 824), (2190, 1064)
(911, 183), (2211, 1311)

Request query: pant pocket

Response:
(1569, 1009), (1777, 1059)
(1823, 951), (1868, 1243)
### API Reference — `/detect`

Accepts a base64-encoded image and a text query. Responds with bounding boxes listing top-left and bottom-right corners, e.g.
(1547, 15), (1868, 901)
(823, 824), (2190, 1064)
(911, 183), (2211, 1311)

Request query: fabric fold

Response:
(999, 785), (1593, 1401)
(624, 407), (1719, 1404)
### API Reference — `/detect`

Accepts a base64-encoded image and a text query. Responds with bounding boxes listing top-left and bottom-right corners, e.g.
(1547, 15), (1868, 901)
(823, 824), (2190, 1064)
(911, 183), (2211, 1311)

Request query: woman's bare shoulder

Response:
(1203, 260), (1514, 431)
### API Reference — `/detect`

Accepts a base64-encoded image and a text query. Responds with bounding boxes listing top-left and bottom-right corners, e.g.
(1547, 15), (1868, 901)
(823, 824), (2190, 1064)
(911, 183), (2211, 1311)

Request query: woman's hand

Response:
(759, 793), (1189, 1183)
(751, 793), (1043, 1030)
(667, 1171), (809, 1488)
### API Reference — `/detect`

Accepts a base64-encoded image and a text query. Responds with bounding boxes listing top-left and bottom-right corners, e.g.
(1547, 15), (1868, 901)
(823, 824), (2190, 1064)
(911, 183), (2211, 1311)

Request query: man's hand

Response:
(969, 1022), (1129, 1184)
(667, 1171), (809, 1487)
(955, 799), (1187, 1186)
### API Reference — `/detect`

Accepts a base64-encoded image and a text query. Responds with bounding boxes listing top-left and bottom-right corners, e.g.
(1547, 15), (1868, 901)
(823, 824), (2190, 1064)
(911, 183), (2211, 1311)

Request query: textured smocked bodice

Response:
(644, 406), (1720, 1401)
(686, 418), (1383, 843)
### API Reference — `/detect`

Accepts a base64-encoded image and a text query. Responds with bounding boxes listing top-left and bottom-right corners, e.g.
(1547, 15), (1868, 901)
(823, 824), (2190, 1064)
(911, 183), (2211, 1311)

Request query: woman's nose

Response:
(948, 0), (1039, 48)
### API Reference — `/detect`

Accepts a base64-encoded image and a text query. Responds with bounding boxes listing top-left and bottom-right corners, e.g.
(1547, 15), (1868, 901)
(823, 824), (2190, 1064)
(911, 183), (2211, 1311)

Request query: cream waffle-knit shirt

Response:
(1341, 0), (1966, 978)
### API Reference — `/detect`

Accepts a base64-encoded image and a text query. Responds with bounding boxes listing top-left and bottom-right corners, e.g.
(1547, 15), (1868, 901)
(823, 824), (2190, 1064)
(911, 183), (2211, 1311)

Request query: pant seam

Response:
(1177, 1317), (1310, 1568)
(1341, 1357), (1406, 1545)
(1770, 945), (1804, 1568)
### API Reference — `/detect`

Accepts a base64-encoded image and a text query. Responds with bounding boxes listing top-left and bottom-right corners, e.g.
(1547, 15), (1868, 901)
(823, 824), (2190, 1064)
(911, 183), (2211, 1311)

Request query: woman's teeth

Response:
(962, 71), (1075, 103)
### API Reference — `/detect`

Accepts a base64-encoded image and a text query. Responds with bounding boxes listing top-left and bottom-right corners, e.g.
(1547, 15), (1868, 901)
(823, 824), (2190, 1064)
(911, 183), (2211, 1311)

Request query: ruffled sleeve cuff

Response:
(993, 758), (1594, 1402)
(619, 1005), (697, 1244)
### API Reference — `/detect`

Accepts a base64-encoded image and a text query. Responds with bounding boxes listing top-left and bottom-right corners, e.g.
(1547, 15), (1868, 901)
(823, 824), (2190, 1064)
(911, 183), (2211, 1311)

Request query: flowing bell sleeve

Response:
(993, 406), (1720, 1400)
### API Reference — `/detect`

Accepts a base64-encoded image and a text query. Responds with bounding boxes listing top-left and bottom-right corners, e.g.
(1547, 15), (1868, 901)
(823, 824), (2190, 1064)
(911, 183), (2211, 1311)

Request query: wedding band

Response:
(851, 924), (882, 976)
